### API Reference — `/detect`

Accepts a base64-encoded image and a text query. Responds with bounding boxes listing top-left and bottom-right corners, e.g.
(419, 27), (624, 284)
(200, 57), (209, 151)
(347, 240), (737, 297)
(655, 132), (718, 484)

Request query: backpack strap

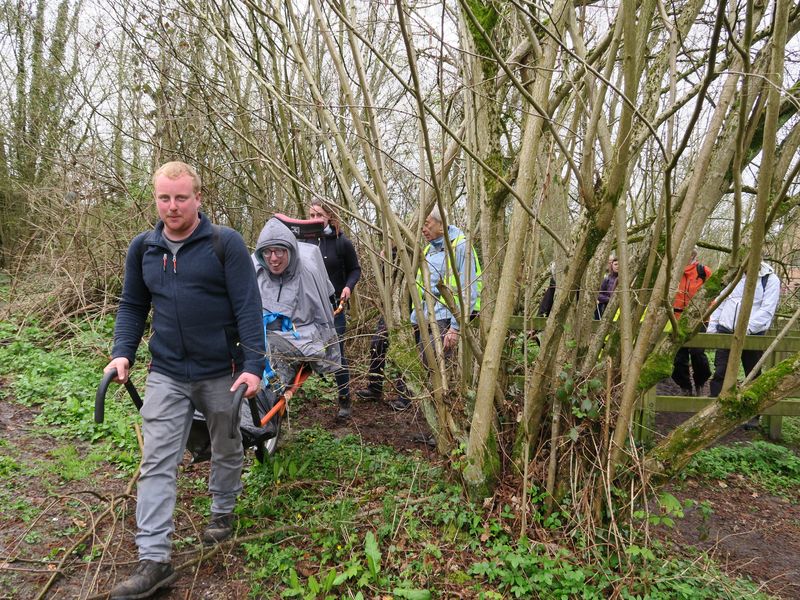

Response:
(133, 231), (149, 267)
(696, 263), (707, 281)
(136, 225), (225, 268)
(211, 224), (225, 265)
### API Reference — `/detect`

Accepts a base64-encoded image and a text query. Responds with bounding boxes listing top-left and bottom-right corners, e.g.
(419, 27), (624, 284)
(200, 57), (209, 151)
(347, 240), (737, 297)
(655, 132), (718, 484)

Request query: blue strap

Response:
(263, 312), (299, 338)
(261, 311), (299, 384)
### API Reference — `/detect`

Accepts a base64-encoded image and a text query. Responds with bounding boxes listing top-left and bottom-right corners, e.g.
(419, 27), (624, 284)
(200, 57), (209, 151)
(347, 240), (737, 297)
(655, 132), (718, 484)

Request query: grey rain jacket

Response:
(253, 217), (341, 378)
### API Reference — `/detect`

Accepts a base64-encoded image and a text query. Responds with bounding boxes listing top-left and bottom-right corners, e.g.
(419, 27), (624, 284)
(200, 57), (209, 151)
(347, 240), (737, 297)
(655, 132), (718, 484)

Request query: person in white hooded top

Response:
(707, 261), (781, 397)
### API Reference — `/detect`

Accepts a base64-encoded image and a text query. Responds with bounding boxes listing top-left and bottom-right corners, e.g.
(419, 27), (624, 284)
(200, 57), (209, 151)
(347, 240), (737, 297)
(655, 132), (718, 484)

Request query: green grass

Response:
(0, 316), (143, 471)
(684, 440), (800, 496)
(237, 428), (771, 599)
(0, 492), (41, 523)
(45, 445), (106, 482)
(0, 453), (21, 478)
(292, 373), (338, 406)
(0, 313), (780, 599)
(782, 416), (800, 446)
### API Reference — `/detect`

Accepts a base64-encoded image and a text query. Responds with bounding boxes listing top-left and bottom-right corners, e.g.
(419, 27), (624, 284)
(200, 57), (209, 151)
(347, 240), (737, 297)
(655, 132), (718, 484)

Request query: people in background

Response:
(595, 255), (618, 319)
(708, 262), (781, 402)
(302, 200), (361, 419)
(671, 248), (712, 396)
(538, 263), (557, 318)
(357, 248), (396, 404)
(393, 207), (482, 412)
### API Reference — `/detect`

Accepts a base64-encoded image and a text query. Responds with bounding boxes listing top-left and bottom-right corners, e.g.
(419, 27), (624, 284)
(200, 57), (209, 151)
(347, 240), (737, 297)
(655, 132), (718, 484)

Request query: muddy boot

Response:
(741, 417), (760, 431)
(389, 397), (411, 412)
(336, 395), (352, 420)
(389, 380), (411, 411)
(109, 559), (176, 599)
(202, 512), (235, 546)
(356, 386), (382, 401)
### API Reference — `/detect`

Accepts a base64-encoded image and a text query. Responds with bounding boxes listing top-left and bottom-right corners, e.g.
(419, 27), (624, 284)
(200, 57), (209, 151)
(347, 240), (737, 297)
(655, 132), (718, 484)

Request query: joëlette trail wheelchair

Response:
(95, 363), (310, 463)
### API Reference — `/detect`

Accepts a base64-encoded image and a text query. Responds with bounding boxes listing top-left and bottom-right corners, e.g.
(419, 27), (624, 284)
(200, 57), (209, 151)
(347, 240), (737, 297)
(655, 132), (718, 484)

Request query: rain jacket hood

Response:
(255, 217), (300, 281)
(253, 217), (341, 377)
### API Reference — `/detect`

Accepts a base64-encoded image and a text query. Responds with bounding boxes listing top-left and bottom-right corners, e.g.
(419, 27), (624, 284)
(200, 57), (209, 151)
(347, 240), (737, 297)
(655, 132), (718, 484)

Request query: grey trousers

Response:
(136, 371), (243, 562)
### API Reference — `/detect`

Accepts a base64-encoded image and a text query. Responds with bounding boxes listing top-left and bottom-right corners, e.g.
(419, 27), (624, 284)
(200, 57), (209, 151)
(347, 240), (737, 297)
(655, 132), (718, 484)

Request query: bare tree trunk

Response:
(463, 0), (571, 497)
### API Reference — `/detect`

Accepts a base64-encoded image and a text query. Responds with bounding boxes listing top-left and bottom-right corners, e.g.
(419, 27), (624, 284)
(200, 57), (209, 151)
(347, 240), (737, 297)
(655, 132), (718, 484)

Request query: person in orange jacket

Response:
(671, 248), (712, 396)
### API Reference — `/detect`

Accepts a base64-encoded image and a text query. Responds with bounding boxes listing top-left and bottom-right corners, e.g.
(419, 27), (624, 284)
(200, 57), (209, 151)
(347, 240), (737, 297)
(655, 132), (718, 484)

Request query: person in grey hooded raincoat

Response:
(253, 217), (341, 385)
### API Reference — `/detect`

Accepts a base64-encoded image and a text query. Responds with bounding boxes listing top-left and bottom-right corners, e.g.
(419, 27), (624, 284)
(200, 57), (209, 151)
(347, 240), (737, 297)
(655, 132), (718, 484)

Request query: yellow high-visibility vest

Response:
(416, 234), (482, 312)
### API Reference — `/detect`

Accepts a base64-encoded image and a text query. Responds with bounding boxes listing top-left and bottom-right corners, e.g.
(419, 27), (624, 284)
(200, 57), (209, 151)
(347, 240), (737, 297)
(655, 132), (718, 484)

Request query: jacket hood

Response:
(683, 260), (699, 276)
(255, 218), (300, 280)
(759, 262), (775, 277)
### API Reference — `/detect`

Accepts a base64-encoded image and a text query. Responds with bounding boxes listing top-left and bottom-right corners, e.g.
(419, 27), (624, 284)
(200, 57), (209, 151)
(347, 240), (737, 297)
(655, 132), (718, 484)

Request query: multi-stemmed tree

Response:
(2, 0), (799, 525)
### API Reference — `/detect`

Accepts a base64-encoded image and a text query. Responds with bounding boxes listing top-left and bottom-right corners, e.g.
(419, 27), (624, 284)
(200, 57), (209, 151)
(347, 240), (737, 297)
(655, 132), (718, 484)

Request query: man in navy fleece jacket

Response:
(104, 161), (265, 600)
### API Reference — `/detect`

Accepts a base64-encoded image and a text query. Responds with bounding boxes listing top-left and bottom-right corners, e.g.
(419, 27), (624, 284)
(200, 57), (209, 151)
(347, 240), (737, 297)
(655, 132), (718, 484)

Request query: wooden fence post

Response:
(635, 387), (657, 446)
(760, 349), (782, 441)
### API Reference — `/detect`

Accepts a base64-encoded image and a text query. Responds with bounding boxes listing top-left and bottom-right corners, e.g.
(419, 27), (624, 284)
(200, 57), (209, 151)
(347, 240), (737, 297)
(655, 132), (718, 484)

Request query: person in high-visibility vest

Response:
(412, 206), (481, 343)
(386, 207), (481, 412)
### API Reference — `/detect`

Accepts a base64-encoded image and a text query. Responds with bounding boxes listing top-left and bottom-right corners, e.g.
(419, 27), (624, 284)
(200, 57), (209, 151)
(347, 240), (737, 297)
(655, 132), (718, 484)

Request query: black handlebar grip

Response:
(95, 369), (118, 423)
(95, 368), (144, 424)
(229, 384), (247, 439)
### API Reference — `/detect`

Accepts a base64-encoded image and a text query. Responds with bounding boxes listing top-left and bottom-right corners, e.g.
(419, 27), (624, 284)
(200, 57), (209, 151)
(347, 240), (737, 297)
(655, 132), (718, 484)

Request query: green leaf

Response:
(332, 563), (358, 586)
(658, 492), (684, 517)
(568, 427), (579, 442)
(288, 568), (301, 589)
(322, 568), (336, 591)
(625, 545), (641, 556)
(364, 531), (381, 580)
(307, 574), (320, 594)
(392, 589), (432, 600)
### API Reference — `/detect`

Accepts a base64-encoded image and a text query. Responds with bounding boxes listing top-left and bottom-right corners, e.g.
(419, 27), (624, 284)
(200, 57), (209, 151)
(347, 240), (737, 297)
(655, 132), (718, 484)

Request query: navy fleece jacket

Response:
(112, 213), (266, 381)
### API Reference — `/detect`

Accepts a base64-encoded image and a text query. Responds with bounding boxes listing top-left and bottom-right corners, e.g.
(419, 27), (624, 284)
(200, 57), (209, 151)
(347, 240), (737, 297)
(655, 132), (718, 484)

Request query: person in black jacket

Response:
(356, 247), (407, 406)
(305, 200), (361, 419)
(595, 255), (618, 319)
(104, 162), (265, 600)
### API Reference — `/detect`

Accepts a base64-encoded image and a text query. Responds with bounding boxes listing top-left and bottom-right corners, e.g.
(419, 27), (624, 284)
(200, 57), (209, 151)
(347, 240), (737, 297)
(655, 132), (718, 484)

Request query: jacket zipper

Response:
(169, 248), (189, 380)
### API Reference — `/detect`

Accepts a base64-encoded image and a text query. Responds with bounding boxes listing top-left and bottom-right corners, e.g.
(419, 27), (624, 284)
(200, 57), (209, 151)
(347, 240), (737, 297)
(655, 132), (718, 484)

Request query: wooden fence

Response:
(636, 329), (800, 443)
(502, 316), (800, 443)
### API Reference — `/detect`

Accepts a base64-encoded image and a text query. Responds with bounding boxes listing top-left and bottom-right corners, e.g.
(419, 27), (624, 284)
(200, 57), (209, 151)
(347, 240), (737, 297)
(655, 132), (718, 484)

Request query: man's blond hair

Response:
(152, 161), (201, 193)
